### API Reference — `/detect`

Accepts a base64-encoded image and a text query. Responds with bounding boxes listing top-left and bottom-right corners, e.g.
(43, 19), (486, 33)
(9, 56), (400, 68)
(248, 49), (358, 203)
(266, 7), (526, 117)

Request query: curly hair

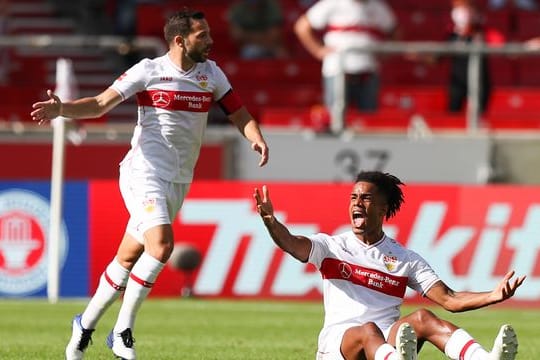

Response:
(355, 171), (405, 220)
(163, 8), (205, 44)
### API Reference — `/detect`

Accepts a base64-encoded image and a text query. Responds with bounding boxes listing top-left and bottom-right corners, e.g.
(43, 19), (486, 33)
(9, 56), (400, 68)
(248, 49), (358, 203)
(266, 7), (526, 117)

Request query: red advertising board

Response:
(0, 143), (224, 180)
(89, 181), (540, 304)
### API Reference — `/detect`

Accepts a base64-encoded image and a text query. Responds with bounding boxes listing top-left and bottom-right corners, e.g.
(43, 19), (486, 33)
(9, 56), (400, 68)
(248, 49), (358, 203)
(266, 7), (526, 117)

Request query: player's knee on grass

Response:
(407, 308), (457, 339)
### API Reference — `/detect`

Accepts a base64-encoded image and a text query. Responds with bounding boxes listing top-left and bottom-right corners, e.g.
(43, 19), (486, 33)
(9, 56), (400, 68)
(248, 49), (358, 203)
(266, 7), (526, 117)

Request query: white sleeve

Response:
(407, 250), (441, 296)
(212, 64), (233, 101)
(305, 0), (332, 30)
(110, 59), (150, 100)
(307, 233), (331, 269)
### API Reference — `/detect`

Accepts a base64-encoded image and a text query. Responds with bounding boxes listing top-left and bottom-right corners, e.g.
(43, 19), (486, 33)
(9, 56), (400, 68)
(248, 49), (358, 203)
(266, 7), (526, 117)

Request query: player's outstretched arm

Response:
(254, 185), (311, 262)
(31, 88), (123, 125)
(425, 270), (526, 313)
(228, 107), (269, 167)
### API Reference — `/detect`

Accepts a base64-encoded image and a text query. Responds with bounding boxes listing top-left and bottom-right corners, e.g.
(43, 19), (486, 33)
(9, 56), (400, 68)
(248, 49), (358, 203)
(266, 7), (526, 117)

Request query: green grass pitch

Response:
(0, 298), (537, 359)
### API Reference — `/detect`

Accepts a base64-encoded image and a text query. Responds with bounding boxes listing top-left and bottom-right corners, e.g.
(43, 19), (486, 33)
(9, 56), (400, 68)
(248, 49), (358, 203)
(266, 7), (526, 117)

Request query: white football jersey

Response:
(308, 232), (440, 336)
(306, 0), (396, 76)
(110, 53), (232, 183)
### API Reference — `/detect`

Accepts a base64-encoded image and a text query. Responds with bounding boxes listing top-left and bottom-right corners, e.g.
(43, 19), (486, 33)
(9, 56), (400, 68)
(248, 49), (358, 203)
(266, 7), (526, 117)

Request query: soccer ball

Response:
(169, 243), (202, 272)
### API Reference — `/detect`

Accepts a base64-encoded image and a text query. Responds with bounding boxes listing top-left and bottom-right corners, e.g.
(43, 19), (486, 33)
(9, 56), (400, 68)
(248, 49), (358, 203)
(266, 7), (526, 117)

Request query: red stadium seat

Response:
(515, 58), (540, 86)
(483, 10), (512, 38)
(222, 59), (320, 85)
(259, 106), (312, 128)
(512, 10), (540, 41)
(387, 0), (450, 11)
(486, 113), (540, 130)
(346, 108), (412, 131)
(489, 57), (517, 86)
(381, 58), (449, 86)
(380, 86), (448, 113)
(421, 112), (467, 130)
(488, 88), (540, 114)
(394, 9), (449, 41)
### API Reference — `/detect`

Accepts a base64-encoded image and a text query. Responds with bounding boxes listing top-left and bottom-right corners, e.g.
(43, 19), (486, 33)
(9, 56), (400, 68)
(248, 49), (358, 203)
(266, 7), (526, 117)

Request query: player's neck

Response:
(168, 50), (195, 72)
(356, 230), (384, 245)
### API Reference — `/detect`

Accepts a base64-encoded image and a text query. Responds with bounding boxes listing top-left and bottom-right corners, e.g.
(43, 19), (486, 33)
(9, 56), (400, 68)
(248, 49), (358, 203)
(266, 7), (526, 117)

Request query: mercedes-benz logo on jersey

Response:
(0, 189), (68, 295)
(339, 262), (352, 279)
(151, 91), (171, 108)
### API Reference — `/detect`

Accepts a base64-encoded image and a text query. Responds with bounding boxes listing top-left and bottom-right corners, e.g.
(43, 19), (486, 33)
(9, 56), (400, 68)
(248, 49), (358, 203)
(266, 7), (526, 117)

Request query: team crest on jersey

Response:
(0, 189), (68, 295)
(143, 198), (156, 213)
(196, 73), (208, 88)
(383, 254), (398, 271)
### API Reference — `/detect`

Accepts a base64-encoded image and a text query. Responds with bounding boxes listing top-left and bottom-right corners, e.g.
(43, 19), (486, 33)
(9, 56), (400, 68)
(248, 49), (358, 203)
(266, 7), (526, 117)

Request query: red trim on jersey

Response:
(459, 339), (477, 360)
(320, 258), (407, 298)
(217, 89), (243, 115)
(326, 25), (386, 39)
(129, 273), (154, 288)
(136, 89), (213, 112)
(104, 272), (126, 291)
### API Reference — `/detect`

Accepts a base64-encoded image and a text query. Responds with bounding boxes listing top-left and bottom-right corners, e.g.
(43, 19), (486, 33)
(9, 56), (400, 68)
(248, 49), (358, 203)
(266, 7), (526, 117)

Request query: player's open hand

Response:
(31, 89), (62, 125)
(254, 185), (274, 222)
(492, 270), (526, 302)
(251, 141), (269, 167)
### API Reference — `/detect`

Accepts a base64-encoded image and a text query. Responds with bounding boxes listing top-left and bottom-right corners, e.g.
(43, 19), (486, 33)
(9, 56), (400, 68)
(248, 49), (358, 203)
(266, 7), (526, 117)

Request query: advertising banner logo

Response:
(0, 182), (88, 297)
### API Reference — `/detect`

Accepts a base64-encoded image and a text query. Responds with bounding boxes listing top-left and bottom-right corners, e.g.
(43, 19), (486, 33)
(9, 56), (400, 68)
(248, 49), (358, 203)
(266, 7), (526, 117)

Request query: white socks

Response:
(81, 258), (129, 329)
(374, 343), (400, 360)
(445, 329), (490, 360)
(113, 252), (165, 332)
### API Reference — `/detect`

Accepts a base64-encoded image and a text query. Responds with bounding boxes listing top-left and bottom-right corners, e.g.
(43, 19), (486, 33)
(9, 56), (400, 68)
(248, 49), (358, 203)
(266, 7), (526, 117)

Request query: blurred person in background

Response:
(227, 0), (289, 59)
(32, 8), (269, 360)
(294, 0), (398, 112)
(254, 171), (525, 360)
(447, 0), (498, 114)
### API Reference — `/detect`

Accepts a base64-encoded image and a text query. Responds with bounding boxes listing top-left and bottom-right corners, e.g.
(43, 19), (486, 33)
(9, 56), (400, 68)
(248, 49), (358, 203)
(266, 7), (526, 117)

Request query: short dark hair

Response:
(163, 8), (205, 44)
(355, 171), (404, 220)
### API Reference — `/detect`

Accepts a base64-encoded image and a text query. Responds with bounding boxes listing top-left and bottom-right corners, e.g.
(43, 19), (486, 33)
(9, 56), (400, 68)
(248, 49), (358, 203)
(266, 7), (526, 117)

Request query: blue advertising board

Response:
(0, 181), (88, 297)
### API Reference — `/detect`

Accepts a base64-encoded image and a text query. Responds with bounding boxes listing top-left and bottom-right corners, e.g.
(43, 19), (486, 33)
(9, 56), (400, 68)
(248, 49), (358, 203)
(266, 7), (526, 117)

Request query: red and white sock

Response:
(113, 252), (165, 332)
(374, 343), (399, 360)
(445, 329), (489, 360)
(81, 257), (129, 329)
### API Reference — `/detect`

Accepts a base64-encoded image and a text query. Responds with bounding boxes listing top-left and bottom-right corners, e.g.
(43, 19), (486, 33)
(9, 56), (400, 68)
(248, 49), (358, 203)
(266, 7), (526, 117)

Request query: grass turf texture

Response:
(0, 299), (536, 359)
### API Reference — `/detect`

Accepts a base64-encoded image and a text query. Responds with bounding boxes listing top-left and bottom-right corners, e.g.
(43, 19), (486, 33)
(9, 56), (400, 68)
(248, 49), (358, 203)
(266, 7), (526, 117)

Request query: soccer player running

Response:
(253, 171), (525, 360)
(31, 8), (269, 360)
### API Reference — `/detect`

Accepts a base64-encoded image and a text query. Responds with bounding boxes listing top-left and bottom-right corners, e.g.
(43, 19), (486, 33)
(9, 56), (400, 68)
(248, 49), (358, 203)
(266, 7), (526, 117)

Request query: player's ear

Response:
(175, 35), (184, 49)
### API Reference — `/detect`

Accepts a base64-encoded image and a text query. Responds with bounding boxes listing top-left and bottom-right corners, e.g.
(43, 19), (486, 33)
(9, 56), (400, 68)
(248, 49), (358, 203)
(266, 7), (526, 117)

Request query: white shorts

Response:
(119, 166), (190, 244)
(316, 323), (394, 360)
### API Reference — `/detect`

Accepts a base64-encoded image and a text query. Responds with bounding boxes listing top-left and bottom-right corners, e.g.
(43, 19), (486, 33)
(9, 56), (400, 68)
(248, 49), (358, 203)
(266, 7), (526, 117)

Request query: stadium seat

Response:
(394, 9), (449, 41)
(381, 58), (449, 86)
(380, 86), (448, 113)
(489, 57), (517, 86)
(259, 106), (313, 128)
(512, 10), (540, 41)
(484, 111), (540, 130)
(222, 58), (320, 85)
(488, 88), (540, 114)
(515, 58), (540, 86)
(346, 108), (413, 132)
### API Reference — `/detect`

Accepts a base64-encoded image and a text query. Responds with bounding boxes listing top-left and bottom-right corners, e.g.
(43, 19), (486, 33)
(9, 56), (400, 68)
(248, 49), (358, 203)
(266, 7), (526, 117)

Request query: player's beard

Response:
(186, 47), (208, 63)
